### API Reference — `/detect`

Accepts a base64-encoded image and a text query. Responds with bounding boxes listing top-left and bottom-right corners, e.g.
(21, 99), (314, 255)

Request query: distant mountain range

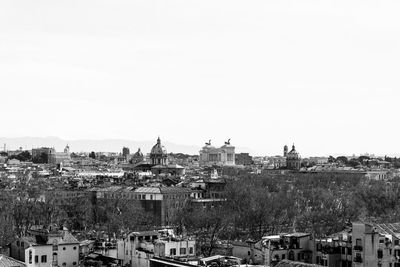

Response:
(0, 136), (253, 155)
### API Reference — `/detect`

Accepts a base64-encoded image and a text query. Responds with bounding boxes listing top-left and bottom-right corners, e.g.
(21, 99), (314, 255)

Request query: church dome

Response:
(287, 144), (300, 159)
(151, 137), (167, 155)
(133, 148), (143, 157)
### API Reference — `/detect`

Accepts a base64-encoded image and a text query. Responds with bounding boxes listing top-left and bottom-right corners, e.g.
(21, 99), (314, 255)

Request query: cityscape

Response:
(0, 137), (400, 267)
(2, 0), (400, 267)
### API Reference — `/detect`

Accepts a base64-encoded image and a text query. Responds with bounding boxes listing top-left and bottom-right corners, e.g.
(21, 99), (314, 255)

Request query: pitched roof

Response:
(0, 254), (26, 267)
(135, 187), (161, 194)
(159, 187), (193, 194)
(276, 260), (323, 267)
(373, 223), (400, 239)
(23, 230), (79, 245)
(130, 231), (159, 237)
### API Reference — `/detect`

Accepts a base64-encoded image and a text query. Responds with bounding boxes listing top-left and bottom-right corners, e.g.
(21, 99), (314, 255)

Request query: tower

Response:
(283, 145), (288, 157)
(64, 144), (70, 154)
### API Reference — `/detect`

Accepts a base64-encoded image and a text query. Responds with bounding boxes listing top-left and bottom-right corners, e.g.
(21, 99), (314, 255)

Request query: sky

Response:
(1, 0), (400, 157)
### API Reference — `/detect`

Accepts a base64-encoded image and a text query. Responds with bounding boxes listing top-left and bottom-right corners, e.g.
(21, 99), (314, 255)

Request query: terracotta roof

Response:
(23, 230), (79, 245)
(159, 187), (193, 194)
(0, 255), (25, 267)
(374, 223), (400, 238)
(276, 260), (323, 267)
(135, 187), (161, 194)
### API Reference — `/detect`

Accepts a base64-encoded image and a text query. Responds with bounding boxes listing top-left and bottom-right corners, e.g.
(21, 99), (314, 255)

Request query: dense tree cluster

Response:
(2, 171), (400, 256)
(9, 151), (32, 162)
(175, 173), (400, 256)
(0, 190), (154, 246)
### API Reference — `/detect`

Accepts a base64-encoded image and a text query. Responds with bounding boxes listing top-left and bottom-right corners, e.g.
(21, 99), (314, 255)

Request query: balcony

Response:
(354, 257), (362, 263)
(354, 245), (363, 251)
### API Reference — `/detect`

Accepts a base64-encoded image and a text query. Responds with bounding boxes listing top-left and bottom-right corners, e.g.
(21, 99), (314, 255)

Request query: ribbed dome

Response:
(287, 144), (300, 159)
(151, 137), (167, 155)
(133, 148), (143, 157)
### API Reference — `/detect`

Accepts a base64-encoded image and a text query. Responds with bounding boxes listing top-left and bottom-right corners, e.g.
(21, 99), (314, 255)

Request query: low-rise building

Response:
(10, 228), (80, 267)
(117, 230), (195, 267)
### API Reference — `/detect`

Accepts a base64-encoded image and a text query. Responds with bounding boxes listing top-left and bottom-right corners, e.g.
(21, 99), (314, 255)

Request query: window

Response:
(170, 248), (176, 256)
(356, 239), (362, 246)
(29, 251), (32, 264)
(41, 255), (47, 263)
(73, 246), (77, 250)
(62, 263), (66, 266)
(180, 248), (186, 255)
(16, 241), (20, 247)
(63, 247), (66, 250)
(190, 247), (194, 254)
(247, 251), (250, 256)
(53, 253), (58, 264)
(53, 244), (58, 251)
(35, 256), (39, 263)
(282, 254), (285, 260)
(73, 262), (77, 266)
(377, 249), (383, 259)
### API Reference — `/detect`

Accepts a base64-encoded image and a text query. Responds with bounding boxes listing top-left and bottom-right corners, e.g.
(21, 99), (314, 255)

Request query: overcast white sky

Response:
(1, 0), (399, 156)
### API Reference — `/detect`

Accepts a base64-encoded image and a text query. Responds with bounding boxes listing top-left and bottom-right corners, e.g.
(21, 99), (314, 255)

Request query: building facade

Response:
(199, 140), (235, 166)
(10, 229), (79, 267)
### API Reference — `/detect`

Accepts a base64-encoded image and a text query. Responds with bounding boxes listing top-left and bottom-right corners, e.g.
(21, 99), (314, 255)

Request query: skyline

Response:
(0, 135), (395, 158)
(1, 0), (400, 156)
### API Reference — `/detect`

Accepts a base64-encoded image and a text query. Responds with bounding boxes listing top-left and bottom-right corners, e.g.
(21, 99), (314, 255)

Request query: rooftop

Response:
(0, 254), (26, 267)
(276, 260), (323, 267)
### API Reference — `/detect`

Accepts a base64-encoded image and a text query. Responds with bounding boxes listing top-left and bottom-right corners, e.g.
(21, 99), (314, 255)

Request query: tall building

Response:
(199, 140), (235, 166)
(63, 145), (70, 154)
(122, 147), (130, 158)
(31, 147), (56, 164)
(286, 144), (301, 170)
